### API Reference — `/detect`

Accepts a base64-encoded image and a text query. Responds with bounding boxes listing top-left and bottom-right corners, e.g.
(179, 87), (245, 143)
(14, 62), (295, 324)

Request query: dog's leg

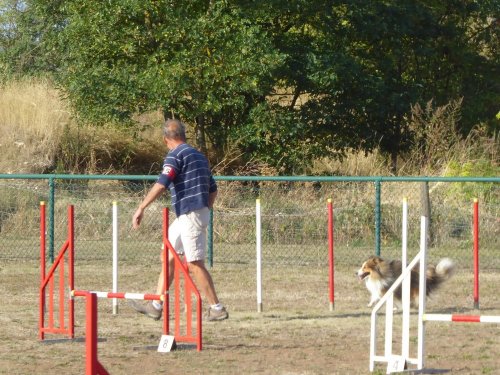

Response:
(368, 295), (379, 307)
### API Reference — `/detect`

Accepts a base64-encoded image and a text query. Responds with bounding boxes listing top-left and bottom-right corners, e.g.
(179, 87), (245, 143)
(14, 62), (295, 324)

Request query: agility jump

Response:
(369, 198), (500, 373)
(39, 203), (202, 373)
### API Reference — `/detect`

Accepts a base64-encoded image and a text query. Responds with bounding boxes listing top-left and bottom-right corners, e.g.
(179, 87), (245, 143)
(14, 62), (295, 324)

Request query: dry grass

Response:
(311, 149), (392, 176)
(0, 78), (71, 173)
(0, 261), (498, 374)
(0, 79), (165, 174)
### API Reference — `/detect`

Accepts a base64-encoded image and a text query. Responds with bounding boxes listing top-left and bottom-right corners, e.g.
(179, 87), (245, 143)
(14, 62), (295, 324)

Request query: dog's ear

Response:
(372, 256), (383, 273)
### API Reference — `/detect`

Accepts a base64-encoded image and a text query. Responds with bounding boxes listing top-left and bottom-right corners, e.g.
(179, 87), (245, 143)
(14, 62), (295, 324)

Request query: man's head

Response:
(163, 119), (187, 141)
(163, 119), (186, 149)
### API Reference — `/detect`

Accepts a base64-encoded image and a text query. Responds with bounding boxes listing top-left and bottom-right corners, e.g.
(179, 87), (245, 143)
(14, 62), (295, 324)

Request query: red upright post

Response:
(68, 205), (75, 338)
(39, 202), (46, 340)
(473, 198), (479, 309)
(85, 292), (109, 375)
(86, 293), (98, 375)
(327, 199), (334, 311)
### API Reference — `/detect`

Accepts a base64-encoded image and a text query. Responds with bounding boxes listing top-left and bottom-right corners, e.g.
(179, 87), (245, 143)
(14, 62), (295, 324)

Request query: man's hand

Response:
(132, 207), (144, 229)
(131, 183), (166, 230)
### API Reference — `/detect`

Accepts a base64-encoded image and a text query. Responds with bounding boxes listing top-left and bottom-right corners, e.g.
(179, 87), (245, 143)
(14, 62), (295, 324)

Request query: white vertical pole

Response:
(256, 198), (263, 312)
(402, 198), (410, 360)
(112, 201), (118, 315)
(369, 311), (377, 372)
(384, 294), (394, 357)
(417, 216), (428, 369)
(402, 198), (408, 267)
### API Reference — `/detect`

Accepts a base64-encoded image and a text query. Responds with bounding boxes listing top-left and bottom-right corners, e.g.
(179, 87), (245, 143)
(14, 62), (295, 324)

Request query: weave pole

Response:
(473, 198), (479, 309)
(327, 199), (334, 311)
(256, 198), (263, 313)
(112, 201), (118, 314)
(162, 208), (170, 337)
(401, 198), (410, 362)
(39, 202), (46, 340)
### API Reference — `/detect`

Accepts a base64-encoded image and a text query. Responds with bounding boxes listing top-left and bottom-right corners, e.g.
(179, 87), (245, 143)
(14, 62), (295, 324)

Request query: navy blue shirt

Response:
(157, 143), (217, 216)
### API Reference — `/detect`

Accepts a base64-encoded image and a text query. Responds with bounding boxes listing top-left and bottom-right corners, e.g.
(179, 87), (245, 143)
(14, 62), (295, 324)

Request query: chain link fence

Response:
(0, 175), (498, 271)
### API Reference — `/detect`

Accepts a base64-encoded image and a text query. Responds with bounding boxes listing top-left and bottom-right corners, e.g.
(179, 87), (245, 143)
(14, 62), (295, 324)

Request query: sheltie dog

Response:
(356, 256), (455, 308)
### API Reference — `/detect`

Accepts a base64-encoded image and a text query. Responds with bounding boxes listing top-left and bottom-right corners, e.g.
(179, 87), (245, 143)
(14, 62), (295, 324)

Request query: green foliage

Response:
(234, 103), (322, 174)
(2, 0), (498, 174)
(32, 1), (283, 136)
(444, 160), (500, 202)
(0, 0), (57, 78)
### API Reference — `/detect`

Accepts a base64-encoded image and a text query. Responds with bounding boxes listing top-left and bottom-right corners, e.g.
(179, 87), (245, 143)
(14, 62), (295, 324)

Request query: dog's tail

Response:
(426, 258), (455, 295)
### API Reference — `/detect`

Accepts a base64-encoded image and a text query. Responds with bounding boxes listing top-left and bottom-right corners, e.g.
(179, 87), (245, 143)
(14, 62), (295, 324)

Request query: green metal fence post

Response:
(375, 179), (381, 256)
(48, 176), (55, 263)
(208, 208), (213, 268)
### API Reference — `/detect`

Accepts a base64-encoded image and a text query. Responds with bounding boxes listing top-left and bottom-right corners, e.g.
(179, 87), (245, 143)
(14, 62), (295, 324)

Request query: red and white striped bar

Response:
(424, 314), (500, 323)
(72, 290), (165, 301)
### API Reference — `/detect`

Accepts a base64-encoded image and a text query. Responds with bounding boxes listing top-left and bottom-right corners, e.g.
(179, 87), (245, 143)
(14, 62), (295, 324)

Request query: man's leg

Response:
(156, 252), (176, 295)
(187, 260), (219, 305)
(188, 260), (228, 321)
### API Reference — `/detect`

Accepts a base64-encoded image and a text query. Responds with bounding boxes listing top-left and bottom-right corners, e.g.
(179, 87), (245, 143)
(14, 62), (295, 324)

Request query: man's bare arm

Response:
(132, 183), (166, 229)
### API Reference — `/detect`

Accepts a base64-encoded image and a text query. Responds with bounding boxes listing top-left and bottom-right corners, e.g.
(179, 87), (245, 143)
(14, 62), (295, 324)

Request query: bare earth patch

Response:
(0, 262), (499, 375)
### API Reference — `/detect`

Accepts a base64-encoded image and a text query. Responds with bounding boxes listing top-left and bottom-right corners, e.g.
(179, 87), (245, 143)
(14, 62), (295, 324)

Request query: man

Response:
(130, 118), (228, 321)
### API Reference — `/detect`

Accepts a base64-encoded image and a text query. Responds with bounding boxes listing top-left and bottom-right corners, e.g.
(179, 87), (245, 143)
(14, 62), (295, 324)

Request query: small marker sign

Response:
(158, 335), (177, 352)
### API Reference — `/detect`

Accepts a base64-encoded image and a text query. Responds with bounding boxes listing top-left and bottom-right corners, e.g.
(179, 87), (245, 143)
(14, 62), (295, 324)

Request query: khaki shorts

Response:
(168, 207), (209, 262)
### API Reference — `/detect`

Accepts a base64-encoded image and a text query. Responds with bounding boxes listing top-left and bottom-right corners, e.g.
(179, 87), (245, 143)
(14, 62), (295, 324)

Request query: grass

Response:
(0, 78), (68, 174)
(0, 78), (165, 175)
(0, 260), (499, 374)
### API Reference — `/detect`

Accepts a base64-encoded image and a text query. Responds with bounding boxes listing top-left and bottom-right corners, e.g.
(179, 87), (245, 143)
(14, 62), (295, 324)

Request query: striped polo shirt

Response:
(157, 143), (217, 217)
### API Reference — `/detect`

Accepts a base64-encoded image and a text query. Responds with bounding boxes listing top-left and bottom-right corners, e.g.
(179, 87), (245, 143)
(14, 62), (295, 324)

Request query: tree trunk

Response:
(390, 151), (398, 175)
(195, 115), (208, 155)
(420, 181), (434, 246)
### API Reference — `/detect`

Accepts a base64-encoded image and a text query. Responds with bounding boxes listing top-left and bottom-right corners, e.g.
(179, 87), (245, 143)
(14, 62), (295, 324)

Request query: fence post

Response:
(374, 179), (381, 256)
(48, 176), (55, 263)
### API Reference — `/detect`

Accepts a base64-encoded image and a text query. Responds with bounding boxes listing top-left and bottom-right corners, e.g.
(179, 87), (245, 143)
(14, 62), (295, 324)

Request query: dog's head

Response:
(356, 256), (384, 282)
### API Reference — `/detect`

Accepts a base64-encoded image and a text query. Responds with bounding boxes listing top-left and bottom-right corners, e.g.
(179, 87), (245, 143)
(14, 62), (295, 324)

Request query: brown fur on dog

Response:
(356, 255), (455, 308)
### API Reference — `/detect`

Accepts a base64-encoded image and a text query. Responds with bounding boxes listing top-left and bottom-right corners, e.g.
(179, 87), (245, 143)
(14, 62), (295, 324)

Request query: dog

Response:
(356, 255), (455, 308)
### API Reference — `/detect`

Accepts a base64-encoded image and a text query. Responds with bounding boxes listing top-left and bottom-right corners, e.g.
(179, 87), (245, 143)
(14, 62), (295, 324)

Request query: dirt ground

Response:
(0, 261), (499, 375)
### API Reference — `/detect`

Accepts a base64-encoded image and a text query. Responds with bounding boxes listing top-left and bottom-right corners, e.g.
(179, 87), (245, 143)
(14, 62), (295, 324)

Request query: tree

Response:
(0, 0), (42, 76)
(28, 0), (282, 163)
(9, 0), (499, 174)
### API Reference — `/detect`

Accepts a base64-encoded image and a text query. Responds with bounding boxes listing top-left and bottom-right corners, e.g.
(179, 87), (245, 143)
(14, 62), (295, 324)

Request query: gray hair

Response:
(163, 119), (186, 141)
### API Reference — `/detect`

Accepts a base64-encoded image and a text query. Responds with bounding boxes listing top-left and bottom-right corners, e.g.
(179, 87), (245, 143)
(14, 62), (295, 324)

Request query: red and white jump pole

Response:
(73, 290), (165, 301)
(423, 314), (500, 323)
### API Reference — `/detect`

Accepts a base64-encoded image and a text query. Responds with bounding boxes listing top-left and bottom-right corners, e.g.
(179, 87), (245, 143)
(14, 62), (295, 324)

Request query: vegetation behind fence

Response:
(0, 175), (498, 270)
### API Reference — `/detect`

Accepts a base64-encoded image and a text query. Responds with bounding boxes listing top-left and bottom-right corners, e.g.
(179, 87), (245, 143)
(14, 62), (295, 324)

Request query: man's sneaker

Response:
(129, 300), (162, 321)
(205, 307), (229, 321)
